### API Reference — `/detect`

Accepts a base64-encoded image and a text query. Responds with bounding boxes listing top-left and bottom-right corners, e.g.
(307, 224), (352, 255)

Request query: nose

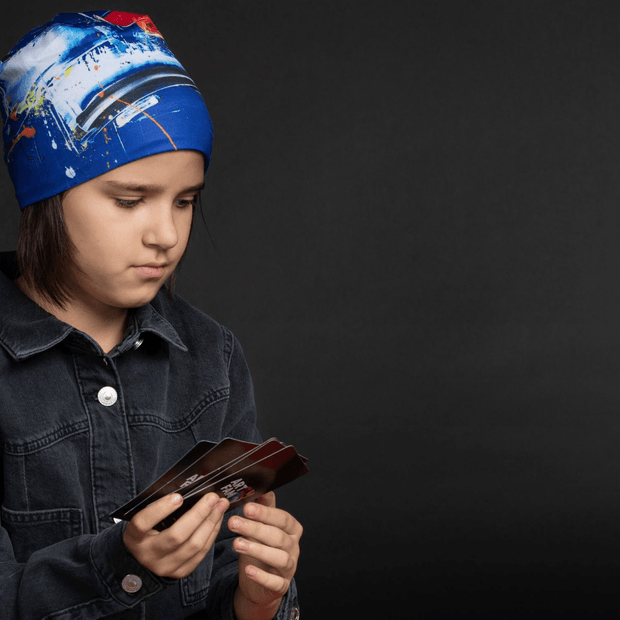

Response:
(142, 202), (179, 250)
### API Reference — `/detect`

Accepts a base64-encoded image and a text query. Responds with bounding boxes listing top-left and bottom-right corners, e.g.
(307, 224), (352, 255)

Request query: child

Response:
(0, 11), (302, 620)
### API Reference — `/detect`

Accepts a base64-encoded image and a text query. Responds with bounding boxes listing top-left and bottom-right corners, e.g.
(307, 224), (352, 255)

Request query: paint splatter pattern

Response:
(0, 11), (196, 165)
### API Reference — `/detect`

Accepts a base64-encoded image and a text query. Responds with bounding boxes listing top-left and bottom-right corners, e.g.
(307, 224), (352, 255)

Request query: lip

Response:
(133, 263), (168, 278)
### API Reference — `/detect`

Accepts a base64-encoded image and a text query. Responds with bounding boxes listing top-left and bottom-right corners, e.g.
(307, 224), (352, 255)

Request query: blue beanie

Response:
(0, 11), (213, 209)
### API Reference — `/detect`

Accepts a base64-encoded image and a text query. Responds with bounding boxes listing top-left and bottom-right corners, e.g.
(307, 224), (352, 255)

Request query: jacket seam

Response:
(42, 596), (116, 620)
(4, 421), (90, 455)
(126, 386), (230, 432)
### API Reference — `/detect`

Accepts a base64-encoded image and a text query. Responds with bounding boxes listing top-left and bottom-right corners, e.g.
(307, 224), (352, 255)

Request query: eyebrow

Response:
(103, 180), (205, 193)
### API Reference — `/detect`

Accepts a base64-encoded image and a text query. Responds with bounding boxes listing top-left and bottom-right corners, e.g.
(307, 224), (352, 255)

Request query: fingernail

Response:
(217, 499), (228, 512)
(245, 504), (257, 518)
(235, 538), (248, 551)
(171, 494), (182, 506)
(246, 566), (257, 577)
(229, 517), (242, 531)
(207, 494), (219, 508)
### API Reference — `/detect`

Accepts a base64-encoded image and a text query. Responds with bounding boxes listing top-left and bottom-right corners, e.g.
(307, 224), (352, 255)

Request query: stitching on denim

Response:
(72, 352), (100, 536)
(222, 325), (234, 373)
(127, 386), (230, 432)
(88, 531), (163, 611)
(109, 358), (137, 499)
(180, 548), (212, 606)
(20, 454), (28, 511)
(1, 505), (82, 529)
(181, 575), (210, 605)
(41, 595), (116, 620)
(4, 420), (90, 455)
(0, 328), (73, 362)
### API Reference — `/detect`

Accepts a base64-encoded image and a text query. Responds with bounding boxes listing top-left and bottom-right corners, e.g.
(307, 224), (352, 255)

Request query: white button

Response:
(133, 338), (143, 349)
(121, 574), (142, 593)
(97, 386), (118, 406)
(289, 607), (300, 620)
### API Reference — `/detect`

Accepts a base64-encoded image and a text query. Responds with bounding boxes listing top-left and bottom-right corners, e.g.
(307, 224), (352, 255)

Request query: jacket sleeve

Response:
(0, 461), (175, 619)
(202, 328), (300, 619)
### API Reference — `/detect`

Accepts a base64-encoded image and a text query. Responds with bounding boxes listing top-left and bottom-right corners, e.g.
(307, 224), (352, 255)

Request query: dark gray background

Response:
(3, 1), (620, 617)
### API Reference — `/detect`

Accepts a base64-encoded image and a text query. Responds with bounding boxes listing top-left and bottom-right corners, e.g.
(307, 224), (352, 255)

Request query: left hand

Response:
(228, 492), (302, 614)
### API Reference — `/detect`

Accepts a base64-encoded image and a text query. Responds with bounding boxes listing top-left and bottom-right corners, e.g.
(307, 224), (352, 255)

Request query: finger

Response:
(162, 493), (225, 550)
(255, 491), (276, 508)
(127, 493), (183, 539)
(241, 502), (303, 538)
(243, 564), (290, 597)
(166, 499), (228, 578)
(229, 515), (295, 555)
(234, 537), (296, 573)
(182, 497), (228, 555)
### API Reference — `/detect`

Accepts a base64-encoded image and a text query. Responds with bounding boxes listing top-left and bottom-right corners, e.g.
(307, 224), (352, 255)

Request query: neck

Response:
(15, 278), (129, 354)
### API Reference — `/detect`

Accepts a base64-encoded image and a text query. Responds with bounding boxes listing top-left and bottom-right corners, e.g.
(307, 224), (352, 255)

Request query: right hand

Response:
(123, 492), (229, 579)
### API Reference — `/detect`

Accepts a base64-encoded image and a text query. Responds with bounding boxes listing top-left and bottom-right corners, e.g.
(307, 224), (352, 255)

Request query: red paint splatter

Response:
(10, 110), (18, 121)
(6, 126), (36, 160)
(103, 11), (162, 36)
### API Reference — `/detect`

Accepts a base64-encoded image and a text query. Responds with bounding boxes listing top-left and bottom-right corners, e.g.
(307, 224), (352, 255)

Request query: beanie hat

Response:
(0, 11), (213, 209)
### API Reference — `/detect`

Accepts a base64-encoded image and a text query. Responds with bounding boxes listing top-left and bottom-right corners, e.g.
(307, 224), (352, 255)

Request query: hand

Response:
(228, 492), (303, 618)
(123, 492), (229, 579)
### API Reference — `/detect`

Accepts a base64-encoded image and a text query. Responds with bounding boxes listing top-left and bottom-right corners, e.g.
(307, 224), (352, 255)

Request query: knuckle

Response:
(130, 515), (146, 533)
(165, 531), (183, 548)
(274, 530), (288, 549)
(283, 513), (295, 531)
(188, 540), (203, 555)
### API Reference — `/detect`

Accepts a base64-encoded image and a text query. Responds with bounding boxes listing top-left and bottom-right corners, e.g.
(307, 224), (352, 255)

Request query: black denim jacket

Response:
(0, 252), (298, 619)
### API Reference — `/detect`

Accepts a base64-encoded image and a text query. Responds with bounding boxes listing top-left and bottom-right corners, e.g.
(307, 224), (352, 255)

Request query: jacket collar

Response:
(0, 251), (187, 361)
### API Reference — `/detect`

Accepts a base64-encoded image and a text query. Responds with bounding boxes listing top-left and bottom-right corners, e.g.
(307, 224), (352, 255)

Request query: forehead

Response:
(89, 150), (205, 190)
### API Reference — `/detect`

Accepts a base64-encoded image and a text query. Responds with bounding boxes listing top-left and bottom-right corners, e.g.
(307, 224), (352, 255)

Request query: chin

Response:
(115, 285), (165, 309)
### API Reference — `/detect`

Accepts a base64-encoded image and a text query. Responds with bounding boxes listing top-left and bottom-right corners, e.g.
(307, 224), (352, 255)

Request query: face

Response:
(61, 150), (204, 312)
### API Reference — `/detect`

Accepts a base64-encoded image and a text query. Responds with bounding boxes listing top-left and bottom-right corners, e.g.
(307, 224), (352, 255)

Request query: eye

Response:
(176, 195), (198, 209)
(115, 197), (144, 208)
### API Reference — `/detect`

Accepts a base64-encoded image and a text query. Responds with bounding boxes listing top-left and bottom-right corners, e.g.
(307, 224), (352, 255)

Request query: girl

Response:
(0, 11), (302, 620)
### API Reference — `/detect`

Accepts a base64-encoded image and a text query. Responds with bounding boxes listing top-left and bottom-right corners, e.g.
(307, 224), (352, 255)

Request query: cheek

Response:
(176, 212), (194, 251)
(69, 221), (137, 271)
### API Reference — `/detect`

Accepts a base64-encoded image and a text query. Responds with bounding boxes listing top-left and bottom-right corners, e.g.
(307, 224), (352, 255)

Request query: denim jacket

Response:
(0, 252), (299, 619)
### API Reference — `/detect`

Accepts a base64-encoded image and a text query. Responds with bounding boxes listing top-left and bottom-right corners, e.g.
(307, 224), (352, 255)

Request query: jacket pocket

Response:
(1, 506), (83, 563)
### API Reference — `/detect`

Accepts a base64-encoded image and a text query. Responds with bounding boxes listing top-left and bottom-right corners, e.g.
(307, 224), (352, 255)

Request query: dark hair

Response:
(16, 193), (75, 309)
(16, 192), (196, 309)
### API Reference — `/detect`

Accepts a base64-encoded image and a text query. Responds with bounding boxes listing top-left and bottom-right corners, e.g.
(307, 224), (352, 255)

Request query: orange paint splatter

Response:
(6, 126), (36, 160)
(111, 95), (177, 150)
(94, 65), (99, 71)
(10, 110), (18, 121)
(98, 91), (105, 98)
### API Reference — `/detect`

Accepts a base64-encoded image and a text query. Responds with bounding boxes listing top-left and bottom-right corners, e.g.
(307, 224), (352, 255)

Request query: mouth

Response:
(133, 263), (168, 278)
